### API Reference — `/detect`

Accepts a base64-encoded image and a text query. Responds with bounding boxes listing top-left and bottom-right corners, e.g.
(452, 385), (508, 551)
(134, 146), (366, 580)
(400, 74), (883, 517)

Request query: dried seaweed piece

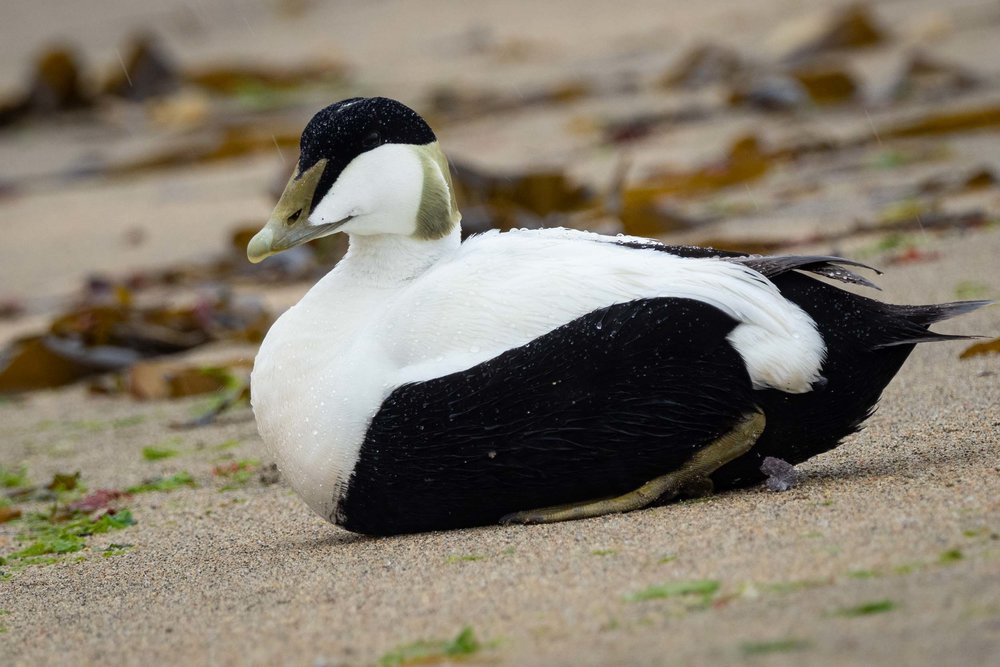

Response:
(0, 292), (271, 394)
(791, 63), (858, 104)
(662, 43), (746, 89)
(918, 167), (997, 195)
(426, 80), (591, 123)
(128, 359), (250, 400)
(46, 472), (80, 493)
(171, 370), (250, 428)
(960, 338), (1000, 359)
(104, 33), (180, 101)
(129, 362), (215, 400)
(0, 506), (22, 523)
(24, 47), (94, 113)
(760, 456), (799, 492)
(125, 472), (195, 494)
(601, 105), (714, 145)
(835, 599), (896, 616)
(780, 4), (887, 62)
(617, 136), (772, 236)
(6, 507), (135, 563)
(449, 161), (591, 232)
(625, 580), (720, 603)
(379, 627), (485, 666)
(0, 336), (98, 393)
(890, 51), (979, 102)
(963, 168), (998, 190)
(728, 75), (809, 111)
(730, 62), (857, 109)
(884, 105), (1000, 139)
(109, 125), (300, 176)
(0, 46), (94, 127)
(618, 189), (704, 237)
(67, 489), (128, 513)
(185, 60), (346, 95)
(656, 135), (770, 193)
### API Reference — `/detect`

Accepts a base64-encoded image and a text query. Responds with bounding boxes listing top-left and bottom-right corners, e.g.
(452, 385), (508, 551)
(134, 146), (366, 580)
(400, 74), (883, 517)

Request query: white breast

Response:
(250, 274), (396, 521)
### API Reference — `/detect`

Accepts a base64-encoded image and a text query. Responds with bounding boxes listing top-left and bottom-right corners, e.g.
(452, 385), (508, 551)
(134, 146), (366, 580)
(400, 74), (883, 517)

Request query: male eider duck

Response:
(247, 96), (985, 536)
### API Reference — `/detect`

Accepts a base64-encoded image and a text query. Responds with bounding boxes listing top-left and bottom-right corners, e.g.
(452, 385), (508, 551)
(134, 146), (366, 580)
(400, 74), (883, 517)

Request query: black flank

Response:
(339, 298), (757, 536)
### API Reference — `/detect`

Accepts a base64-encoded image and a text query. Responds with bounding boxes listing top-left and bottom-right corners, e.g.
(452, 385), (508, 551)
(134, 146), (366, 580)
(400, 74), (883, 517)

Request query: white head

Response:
(247, 97), (460, 262)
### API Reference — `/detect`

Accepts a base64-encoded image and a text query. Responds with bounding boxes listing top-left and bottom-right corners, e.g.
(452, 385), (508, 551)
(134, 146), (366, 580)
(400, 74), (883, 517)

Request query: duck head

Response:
(247, 97), (460, 263)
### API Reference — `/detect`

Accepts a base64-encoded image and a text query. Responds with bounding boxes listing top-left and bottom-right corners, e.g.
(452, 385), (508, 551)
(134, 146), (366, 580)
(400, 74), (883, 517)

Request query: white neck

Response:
(251, 225), (461, 522)
(335, 227), (461, 287)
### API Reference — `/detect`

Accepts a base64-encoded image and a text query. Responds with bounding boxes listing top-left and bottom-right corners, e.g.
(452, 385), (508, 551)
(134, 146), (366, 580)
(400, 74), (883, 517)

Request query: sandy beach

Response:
(1, 1), (999, 665)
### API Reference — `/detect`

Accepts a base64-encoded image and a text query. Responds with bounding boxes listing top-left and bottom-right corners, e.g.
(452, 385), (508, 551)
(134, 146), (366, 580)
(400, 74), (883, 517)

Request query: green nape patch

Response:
(126, 472), (196, 494)
(740, 638), (812, 656)
(379, 626), (486, 666)
(0, 465), (30, 489)
(625, 579), (720, 603)
(835, 599), (897, 617)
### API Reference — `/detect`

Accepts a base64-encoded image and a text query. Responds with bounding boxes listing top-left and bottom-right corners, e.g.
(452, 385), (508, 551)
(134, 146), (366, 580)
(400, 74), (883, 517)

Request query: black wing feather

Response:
(340, 297), (756, 535)
(614, 239), (881, 289)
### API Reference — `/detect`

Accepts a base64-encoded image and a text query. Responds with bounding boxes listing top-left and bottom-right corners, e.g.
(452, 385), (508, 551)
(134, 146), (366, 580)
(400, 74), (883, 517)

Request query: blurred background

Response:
(1, 0), (999, 394)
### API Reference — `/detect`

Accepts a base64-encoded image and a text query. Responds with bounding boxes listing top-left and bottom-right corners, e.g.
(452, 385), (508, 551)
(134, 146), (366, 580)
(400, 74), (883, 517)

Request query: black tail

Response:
(710, 271), (989, 490)
(871, 300), (991, 348)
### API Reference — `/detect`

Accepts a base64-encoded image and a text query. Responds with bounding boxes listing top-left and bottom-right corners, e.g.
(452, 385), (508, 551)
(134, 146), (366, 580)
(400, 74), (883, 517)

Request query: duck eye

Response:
(361, 131), (381, 150)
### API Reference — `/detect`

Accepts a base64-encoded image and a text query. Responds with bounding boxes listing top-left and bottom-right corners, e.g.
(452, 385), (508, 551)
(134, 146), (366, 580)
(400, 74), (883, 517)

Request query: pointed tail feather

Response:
(889, 300), (992, 327)
(872, 300), (992, 349)
(734, 255), (883, 290)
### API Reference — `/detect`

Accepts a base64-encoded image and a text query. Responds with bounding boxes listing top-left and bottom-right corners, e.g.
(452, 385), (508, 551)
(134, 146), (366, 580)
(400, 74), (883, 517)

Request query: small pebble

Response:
(760, 456), (800, 492)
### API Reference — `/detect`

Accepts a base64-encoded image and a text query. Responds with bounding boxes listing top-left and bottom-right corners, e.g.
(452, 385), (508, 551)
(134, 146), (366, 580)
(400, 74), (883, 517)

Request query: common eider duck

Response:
(247, 96), (985, 536)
